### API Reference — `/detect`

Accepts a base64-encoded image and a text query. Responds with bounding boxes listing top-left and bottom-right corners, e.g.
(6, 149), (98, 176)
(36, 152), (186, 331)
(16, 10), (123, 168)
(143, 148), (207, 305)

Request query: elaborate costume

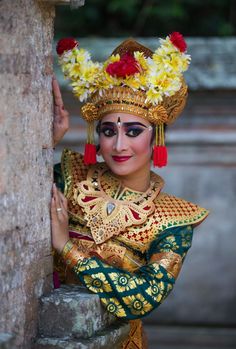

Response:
(53, 149), (208, 348)
(54, 33), (209, 348)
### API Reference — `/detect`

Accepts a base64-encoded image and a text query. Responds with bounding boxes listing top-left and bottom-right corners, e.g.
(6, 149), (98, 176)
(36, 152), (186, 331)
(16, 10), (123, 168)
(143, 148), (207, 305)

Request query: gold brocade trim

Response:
(74, 162), (164, 244)
(61, 239), (74, 257)
(74, 238), (127, 268)
(121, 319), (146, 349)
(150, 251), (182, 279)
(120, 192), (209, 247)
(89, 84), (187, 126)
(61, 149), (90, 226)
(61, 241), (86, 269)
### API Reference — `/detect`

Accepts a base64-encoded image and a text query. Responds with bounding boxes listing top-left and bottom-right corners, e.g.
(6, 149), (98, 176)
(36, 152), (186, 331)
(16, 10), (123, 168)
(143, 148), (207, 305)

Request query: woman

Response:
(51, 33), (209, 348)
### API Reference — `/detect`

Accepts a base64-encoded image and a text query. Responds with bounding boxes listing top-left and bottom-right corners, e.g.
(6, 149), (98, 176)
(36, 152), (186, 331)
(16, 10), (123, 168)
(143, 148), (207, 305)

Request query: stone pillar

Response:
(0, 1), (54, 348)
(1, 3), (129, 349)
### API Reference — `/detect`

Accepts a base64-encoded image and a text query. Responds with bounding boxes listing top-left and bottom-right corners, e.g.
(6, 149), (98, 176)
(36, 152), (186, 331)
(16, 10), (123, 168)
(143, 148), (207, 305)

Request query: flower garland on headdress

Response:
(57, 32), (191, 167)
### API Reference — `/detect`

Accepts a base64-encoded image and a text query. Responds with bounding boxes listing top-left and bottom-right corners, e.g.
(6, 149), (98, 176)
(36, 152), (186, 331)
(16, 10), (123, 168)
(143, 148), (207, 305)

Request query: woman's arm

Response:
(51, 187), (193, 319)
(52, 77), (69, 147)
(60, 225), (193, 320)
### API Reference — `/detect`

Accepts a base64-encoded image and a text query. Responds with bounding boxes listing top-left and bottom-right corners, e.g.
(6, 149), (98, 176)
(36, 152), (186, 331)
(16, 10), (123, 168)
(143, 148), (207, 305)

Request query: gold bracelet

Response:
(61, 240), (74, 259)
(61, 240), (86, 269)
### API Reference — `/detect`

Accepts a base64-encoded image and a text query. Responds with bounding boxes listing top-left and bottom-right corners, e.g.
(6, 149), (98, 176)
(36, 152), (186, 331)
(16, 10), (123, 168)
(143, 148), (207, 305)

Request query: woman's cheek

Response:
(134, 134), (152, 153)
(99, 136), (115, 157)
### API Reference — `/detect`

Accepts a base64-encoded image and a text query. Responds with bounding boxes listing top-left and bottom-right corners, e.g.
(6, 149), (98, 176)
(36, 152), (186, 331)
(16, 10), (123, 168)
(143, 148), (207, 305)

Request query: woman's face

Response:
(99, 113), (153, 178)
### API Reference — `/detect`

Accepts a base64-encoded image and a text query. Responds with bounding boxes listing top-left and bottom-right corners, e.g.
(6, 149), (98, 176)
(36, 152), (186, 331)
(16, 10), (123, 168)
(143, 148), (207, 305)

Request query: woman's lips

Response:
(112, 156), (132, 162)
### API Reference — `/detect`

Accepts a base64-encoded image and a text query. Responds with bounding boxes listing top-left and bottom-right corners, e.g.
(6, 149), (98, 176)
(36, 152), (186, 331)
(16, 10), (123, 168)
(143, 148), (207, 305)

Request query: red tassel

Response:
(84, 143), (97, 165)
(153, 145), (168, 167)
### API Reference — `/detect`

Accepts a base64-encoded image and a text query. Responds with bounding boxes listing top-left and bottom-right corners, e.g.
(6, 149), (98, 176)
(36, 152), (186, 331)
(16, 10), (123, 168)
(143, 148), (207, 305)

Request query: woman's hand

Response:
(51, 184), (69, 253)
(52, 76), (69, 147)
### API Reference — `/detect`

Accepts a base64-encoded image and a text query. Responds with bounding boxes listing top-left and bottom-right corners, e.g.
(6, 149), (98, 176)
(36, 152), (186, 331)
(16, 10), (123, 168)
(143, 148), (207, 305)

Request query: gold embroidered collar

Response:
(73, 162), (164, 244)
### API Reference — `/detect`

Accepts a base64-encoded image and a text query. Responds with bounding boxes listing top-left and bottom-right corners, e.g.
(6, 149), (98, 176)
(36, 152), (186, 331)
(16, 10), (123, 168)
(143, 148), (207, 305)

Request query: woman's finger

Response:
(57, 191), (68, 218)
(52, 77), (64, 108)
(53, 184), (61, 211)
(58, 190), (68, 210)
(51, 197), (59, 222)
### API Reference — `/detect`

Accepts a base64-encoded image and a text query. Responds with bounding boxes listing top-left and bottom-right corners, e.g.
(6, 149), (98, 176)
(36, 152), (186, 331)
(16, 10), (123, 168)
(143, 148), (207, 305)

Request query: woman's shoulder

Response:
(153, 191), (209, 229)
(61, 148), (84, 168)
(54, 148), (89, 195)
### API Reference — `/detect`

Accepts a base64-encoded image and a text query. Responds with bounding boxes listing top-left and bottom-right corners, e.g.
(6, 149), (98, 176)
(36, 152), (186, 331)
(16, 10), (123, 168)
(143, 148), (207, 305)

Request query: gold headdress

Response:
(57, 32), (190, 166)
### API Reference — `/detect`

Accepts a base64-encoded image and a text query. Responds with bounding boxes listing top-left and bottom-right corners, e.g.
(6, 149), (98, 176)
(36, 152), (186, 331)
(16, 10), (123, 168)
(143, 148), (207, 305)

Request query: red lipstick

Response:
(112, 156), (132, 162)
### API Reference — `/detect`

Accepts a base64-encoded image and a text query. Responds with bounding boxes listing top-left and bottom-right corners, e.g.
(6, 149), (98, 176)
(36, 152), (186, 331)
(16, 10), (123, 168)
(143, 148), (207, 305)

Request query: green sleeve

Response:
(54, 163), (65, 193)
(72, 225), (193, 320)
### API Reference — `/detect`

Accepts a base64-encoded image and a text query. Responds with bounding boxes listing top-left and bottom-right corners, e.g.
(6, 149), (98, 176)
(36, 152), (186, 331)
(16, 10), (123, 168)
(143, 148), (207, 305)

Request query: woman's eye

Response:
(101, 128), (116, 137)
(126, 128), (143, 137)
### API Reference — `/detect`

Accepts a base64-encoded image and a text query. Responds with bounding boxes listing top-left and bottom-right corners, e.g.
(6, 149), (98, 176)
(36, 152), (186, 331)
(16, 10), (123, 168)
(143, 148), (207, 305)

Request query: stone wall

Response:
(0, 1), (55, 348)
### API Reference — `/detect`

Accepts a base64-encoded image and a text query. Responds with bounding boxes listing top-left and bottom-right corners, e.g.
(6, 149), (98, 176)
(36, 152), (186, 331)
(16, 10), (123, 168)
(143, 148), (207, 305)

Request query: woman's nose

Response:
(113, 131), (128, 152)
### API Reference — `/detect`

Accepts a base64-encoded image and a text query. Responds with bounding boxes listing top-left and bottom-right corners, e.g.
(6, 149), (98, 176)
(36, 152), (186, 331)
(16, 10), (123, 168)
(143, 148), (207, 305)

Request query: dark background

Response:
(55, 0), (236, 38)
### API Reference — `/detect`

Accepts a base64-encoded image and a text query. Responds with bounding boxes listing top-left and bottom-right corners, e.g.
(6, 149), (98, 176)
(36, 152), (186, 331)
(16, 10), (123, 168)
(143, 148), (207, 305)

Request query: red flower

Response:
(106, 53), (141, 78)
(56, 38), (78, 55)
(169, 32), (187, 53)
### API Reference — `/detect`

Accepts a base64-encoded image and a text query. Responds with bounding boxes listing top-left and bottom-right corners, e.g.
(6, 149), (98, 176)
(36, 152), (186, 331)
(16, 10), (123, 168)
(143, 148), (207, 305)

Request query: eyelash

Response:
(100, 127), (144, 138)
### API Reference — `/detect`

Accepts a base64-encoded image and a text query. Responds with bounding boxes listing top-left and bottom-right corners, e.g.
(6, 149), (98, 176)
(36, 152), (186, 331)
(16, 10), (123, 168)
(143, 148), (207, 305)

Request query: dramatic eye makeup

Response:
(100, 121), (148, 137)
(100, 126), (116, 137)
(125, 126), (144, 137)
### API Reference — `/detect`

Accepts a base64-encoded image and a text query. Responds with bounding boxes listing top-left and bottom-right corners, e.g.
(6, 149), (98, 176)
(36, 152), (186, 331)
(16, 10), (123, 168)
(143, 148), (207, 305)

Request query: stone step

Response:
(0, 334), (15, 349)
(34, 321), (130, 349)
(38, 285), (118, 339)
(144, 325), (236, 349)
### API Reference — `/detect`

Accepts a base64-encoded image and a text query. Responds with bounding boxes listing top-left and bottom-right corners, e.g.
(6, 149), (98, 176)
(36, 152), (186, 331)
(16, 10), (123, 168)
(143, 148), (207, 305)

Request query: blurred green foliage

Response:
(55, 0), (236, 38)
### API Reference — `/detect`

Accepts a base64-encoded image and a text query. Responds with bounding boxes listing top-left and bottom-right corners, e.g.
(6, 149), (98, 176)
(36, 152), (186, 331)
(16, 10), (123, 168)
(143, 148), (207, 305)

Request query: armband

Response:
(61, 239), (86, 269)
(150, 251), (182, 279)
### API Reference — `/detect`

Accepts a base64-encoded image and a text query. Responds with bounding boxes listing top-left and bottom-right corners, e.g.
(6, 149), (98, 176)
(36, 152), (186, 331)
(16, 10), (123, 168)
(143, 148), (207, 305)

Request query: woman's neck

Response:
(116, 164), (151, 192)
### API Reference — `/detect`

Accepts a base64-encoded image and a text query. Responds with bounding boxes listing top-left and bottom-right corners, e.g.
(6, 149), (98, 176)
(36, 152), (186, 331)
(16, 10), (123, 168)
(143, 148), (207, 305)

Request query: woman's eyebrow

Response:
(101, 121), (147, 128)
(123, 122), (147, 128)
(100, 122), (115, 126)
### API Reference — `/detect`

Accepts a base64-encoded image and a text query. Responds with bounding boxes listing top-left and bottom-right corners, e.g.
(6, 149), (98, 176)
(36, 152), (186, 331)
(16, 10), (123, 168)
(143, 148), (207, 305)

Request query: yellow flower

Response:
(137, 74), (148, 88)
(104, 54), (120, 66)
(146, 88), (163, 105)
(125, 76), (141, 90)
(134, 51), (148, 71)
(76, 48), (91, 63)
(68, 63), (81, 78)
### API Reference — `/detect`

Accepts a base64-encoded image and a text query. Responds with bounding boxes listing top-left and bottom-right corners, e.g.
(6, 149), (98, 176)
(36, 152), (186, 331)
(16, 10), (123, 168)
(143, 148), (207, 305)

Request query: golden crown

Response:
(57, 32), (190, 125)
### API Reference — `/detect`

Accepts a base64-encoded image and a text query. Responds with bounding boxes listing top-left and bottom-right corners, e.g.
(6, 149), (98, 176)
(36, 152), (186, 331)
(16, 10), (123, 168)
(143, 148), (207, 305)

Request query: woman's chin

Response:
(108, 166), (133, 177)
(106, 161), (134, 177)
